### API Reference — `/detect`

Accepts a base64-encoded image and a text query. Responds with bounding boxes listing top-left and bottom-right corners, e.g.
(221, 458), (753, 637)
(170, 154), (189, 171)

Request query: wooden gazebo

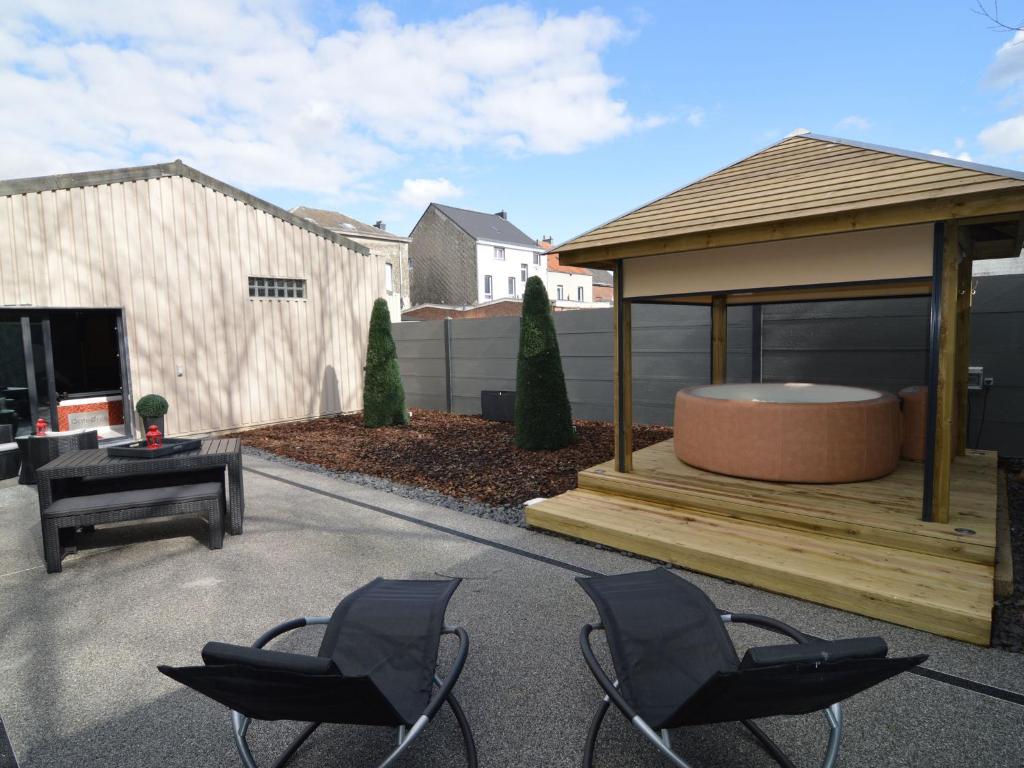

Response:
(527, 134), (1020, 644)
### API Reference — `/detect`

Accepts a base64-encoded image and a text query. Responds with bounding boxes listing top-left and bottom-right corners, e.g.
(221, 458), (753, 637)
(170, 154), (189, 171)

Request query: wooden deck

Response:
(526, 440), (999, 645)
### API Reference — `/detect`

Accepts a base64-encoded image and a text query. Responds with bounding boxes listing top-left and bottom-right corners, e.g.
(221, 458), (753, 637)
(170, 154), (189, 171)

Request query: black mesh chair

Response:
(577, 569), (926, 768)
(160, 578), (476, 768)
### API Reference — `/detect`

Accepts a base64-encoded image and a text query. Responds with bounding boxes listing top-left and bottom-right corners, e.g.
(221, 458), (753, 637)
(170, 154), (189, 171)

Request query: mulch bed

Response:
(239, 410), (672, 507)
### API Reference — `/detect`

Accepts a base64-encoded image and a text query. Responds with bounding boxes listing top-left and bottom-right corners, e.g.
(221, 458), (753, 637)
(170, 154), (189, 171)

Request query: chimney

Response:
(494, 210), (507, 220)
(374, 220), (386, 231)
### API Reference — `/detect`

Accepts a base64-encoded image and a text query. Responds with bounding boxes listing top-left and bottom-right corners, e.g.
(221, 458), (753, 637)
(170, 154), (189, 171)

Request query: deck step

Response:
(527, 489), (994, 645)
(577, 443), (997, 565)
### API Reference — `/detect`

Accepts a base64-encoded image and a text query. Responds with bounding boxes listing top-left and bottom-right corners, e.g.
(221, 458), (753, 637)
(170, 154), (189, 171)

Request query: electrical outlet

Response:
(983, 376), (995, 388)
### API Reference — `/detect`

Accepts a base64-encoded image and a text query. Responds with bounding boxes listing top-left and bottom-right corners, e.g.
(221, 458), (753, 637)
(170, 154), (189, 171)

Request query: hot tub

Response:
(673, 383), (901, 483)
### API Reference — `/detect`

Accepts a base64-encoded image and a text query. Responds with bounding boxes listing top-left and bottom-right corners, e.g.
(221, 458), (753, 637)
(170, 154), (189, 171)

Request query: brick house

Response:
(408, 204), (544, 307)
(589, 268), (614, 302)
(293, 206), (410, 319)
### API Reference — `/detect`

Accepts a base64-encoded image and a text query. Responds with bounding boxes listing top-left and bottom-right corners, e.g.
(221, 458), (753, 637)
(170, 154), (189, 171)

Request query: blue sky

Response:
(4, 1), (1024, 242)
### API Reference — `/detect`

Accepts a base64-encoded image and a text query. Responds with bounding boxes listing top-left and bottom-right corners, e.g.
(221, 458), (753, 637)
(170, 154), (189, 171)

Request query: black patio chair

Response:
(159, 578), (477, 768)
(577, 569), (926, 768)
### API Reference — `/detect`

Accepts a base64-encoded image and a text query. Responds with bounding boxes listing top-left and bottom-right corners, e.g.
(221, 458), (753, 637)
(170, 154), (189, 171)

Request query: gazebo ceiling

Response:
(556, 133), (1024, 265)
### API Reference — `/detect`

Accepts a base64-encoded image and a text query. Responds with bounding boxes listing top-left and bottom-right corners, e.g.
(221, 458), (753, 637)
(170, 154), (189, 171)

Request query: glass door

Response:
(0, 316), (29, 435)
(0, 313), (57, 436)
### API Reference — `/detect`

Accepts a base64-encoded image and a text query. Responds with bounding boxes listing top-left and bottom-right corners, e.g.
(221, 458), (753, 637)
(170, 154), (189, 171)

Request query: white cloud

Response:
(397, 178), (464, 209)
(834, 115), (871, 132)
(985, 30), (1024, 89)
(979, 31), (1024, 158)
(685, 107), (705, 127)
(0, 1), (659, 193)
(929, 148), (973, 161)
(980, 115), (1024, 153)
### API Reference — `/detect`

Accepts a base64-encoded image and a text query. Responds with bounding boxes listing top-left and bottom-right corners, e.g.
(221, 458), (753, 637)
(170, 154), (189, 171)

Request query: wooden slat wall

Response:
(0, 175), (383, 436)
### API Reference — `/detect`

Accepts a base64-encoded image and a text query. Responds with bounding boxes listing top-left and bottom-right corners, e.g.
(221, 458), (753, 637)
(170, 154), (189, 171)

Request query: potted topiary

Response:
(135, 394), (169, 436)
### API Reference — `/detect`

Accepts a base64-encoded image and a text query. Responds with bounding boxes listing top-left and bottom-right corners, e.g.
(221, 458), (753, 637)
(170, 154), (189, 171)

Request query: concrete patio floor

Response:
(1, 453), (1022, 767)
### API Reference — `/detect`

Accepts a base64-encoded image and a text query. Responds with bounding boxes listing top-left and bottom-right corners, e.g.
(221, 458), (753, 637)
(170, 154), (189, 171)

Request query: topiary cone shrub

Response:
(514, 276), (574, 450)
(363, 298), (409, 427)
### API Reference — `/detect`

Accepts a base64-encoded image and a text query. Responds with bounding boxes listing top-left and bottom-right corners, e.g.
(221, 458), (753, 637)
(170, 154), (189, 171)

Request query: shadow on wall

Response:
(320, 365), (340, 414)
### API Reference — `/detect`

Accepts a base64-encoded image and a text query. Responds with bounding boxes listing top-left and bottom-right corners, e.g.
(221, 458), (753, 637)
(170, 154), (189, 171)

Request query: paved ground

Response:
(0, 454), (1022, 767)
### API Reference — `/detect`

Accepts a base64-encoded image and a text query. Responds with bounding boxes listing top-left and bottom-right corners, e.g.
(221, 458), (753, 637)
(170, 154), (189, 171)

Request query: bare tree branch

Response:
(974, 0), (1024, 32)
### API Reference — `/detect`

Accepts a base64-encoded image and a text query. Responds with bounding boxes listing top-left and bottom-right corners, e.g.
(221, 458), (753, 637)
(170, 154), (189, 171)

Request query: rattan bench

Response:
(0, 424), (18, 481)
(42, 481), (225, 573)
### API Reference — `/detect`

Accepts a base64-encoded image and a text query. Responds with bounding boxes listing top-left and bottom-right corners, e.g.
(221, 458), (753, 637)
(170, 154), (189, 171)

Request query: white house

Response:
(408, 205), (545, 307)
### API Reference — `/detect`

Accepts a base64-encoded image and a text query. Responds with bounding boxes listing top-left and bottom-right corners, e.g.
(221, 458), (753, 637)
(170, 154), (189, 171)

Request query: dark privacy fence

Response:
(393, 275), (1024, 456)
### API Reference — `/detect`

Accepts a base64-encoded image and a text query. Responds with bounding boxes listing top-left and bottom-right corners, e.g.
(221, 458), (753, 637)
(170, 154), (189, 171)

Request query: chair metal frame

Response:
(579, 612), (843, 768)
(229, 615), (478, 768)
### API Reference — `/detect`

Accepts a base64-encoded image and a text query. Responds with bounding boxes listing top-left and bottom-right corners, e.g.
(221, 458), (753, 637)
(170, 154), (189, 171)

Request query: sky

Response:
(4, 1), (1024, 243)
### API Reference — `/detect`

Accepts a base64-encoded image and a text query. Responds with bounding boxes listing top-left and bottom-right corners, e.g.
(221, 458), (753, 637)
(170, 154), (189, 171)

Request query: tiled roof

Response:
(292, 206), (409, 242)
(433, 204), (539, 248)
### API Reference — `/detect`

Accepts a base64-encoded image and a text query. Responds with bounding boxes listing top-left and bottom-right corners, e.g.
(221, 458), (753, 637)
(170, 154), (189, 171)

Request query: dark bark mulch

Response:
(239, 410), (672, 507)
(993, 459), (1024, 653)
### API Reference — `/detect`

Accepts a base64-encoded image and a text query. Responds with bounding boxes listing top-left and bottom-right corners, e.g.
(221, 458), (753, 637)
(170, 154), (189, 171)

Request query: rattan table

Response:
(36, 437), (245, 535)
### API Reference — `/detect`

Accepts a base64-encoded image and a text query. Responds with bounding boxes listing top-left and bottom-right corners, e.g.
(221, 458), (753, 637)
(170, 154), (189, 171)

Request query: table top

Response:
(36, 437), (240, 479)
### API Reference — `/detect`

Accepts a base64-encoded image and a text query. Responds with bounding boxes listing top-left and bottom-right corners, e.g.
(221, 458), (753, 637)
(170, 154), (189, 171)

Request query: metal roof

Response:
(555, 133), (1024, 256)
(0, 161), (369, 255)
(432, 203), (539, 248)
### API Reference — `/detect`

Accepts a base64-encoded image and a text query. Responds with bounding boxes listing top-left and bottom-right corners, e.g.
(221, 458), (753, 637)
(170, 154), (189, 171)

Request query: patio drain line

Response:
(245, 466), (1024, 709)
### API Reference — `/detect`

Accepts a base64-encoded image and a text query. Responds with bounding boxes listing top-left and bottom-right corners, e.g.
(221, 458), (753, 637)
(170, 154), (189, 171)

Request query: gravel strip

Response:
(243, 445), (527, 526)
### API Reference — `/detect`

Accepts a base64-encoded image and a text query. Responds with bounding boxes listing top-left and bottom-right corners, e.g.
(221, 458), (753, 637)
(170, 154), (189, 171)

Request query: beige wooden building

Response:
(0, 160), (385, 438)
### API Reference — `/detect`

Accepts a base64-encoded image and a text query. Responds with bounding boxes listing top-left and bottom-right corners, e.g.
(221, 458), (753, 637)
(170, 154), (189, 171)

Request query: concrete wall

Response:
(0, 172), (383, 436)
(408, 206), (477, 306)
(394, 276), (1024, 455)
(350, 235), (409, 320)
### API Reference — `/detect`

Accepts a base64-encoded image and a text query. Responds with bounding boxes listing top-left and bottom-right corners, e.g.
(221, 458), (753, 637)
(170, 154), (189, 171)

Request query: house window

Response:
(577, 286), (584, 302)
(484, 275), (493, 299)
(556, 285), (564, 300)
(521, 264), (528, 283)
(494, 246), (505, 261)
(533, 252), (542, 266)
(508, 276), (516, 296)
(385, 263), (394, 292)
(249, 276), (305, 300)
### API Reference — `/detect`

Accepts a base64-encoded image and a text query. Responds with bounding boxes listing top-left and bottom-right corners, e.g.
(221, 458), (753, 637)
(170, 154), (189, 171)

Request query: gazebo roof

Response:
(556, 133), (1024, 264)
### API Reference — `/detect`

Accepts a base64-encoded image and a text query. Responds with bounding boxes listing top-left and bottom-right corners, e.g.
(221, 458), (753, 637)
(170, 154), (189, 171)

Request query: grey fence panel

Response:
(967, 275), (1024, 453)
(450, 316), (519, 414)
(393, 320), (447, 411)
(760, 297), (930, 395)
(393, 278), (1022, 454)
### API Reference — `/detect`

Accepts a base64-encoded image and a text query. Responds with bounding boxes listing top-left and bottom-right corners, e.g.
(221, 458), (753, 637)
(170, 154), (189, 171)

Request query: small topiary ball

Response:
(136, 394), (169, 418)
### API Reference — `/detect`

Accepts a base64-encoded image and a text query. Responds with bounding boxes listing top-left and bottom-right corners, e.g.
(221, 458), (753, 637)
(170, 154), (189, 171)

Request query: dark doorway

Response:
(0, 309), (128, 437)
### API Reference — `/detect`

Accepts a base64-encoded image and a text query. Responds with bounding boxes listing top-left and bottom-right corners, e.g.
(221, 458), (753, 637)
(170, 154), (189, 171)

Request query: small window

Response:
(577, 286), (584, 302)
(533, 252), (541, 266)
(249, 276), (305, 300)
(556, 285), (564, 300)
(520, 263), (528, 282)
(508, 276), (516, 296)
(484, 275), (493, 300)
(385, 263), (394, 292)
(494, 246), (505, 261)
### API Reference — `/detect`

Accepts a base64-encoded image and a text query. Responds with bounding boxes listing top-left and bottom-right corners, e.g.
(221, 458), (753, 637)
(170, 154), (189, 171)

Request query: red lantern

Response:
(146, 424), (163, 449)
(35, 418), (48, 436)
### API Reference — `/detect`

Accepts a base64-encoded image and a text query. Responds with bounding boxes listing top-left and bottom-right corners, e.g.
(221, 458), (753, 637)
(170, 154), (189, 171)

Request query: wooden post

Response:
(954, 243), (972, 456)
(923, 221), (958, 523)
(711, 295), (727, 384)
(613, 260), (633, 473)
